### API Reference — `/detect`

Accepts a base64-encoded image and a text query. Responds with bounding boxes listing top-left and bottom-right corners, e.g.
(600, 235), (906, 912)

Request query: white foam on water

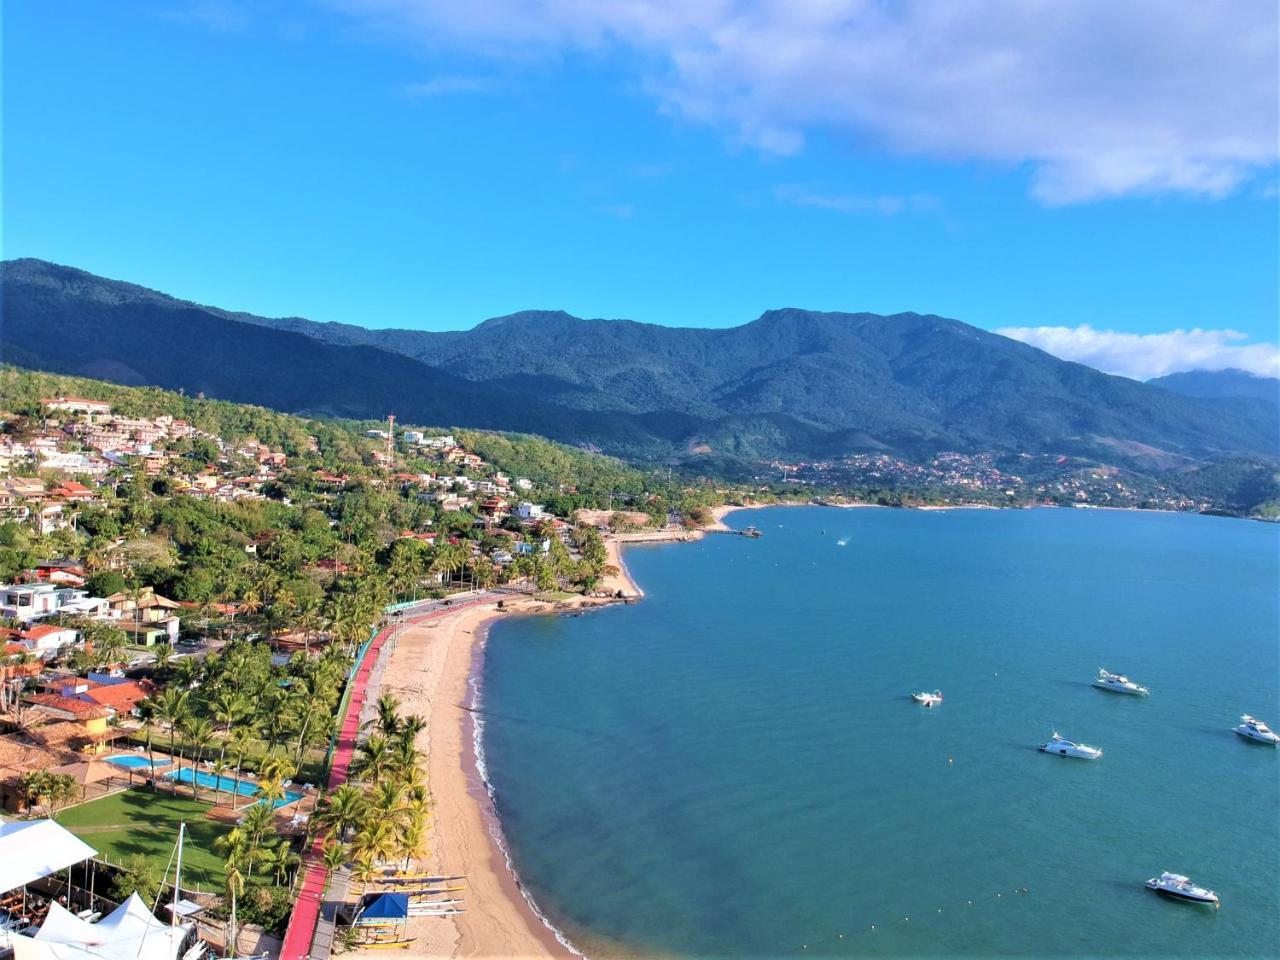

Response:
(469, 629), (587, 958)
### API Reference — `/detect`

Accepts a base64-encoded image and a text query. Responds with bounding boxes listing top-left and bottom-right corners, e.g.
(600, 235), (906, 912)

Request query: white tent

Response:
(0, 821), (97, 894)
(14, 895), (188, 960)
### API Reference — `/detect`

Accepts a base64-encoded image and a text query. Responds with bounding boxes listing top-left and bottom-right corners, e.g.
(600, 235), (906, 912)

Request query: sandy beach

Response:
(363, 513), (746, 958)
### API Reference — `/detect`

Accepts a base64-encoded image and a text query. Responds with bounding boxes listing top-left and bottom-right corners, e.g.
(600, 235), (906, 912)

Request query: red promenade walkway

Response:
(278, 596), (494, 960)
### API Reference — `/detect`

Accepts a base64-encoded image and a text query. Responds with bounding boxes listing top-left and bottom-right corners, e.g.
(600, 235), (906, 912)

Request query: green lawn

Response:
(57, 789), (231, 893)
(533, 590), (579, 601)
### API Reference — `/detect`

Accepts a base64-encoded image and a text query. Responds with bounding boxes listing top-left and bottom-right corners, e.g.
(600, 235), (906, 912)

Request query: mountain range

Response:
(1, 258), (1276, 471)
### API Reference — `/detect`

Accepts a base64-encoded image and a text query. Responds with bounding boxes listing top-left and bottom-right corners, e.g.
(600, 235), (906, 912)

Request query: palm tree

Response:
(396, 714), (425, 749)
(222, 843), (247, 960)
(296, 601), (320, 655)
(227, 726), (256, 805)
(182, 717), (216, 801)
(351, 734), (392, 783)
(137, 705), (160, 790)
(210, 758), (232, 807)
(321, 839), (347, 877)
(238, 590), (262, 637)
(152, 687), (190, 790)
(373, 693), (401, 738)
(316, 784), (367, 843)
(211, 689), (248, 782)
(239, 802), (276, 879)
(396, 815), (429, 871)
(352, 819), (398, 883)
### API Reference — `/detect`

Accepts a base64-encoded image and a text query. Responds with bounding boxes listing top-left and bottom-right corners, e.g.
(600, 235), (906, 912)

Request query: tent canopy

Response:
(359, 893), (408, 920)
(14, 896), (187, 960)
(0, 820), (97, 894)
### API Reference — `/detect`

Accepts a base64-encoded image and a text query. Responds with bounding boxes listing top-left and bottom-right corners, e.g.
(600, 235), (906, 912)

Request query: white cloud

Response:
(597, 203), (635, 219)
(774, 184), (935, 216)
(996, 325), (1280, 380)
(402, 75), (495, 97)
(330, 0), (1278, 203)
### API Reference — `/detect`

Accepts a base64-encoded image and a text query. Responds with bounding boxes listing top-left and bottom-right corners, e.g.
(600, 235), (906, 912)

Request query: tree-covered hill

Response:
(2, 258), (1276, 469)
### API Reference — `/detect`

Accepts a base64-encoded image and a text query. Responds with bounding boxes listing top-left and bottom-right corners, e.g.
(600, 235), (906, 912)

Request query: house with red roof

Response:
(22, 693), (111, 735)
(17, 623), (80, 654)
(60, 678), (156, 717)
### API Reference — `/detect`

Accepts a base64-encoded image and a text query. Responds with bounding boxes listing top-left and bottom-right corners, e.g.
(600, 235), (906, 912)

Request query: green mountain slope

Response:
(2, 258), (1276, 467)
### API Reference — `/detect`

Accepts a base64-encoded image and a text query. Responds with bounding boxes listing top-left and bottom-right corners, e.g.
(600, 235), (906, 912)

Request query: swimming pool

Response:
(163, 767), (303, 808)
(105, 754), (172, 770)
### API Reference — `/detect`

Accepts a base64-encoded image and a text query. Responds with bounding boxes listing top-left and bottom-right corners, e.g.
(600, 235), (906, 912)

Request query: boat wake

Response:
(469, 632), (587, 958)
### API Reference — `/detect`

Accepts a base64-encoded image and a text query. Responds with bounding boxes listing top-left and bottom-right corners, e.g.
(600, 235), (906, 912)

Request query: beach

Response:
(367, 510), (762, 958)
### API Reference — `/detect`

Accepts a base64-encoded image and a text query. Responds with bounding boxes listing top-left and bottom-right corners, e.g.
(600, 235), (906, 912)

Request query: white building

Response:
(0, 583), (108, 622)
(41, 397), (112, 417)
(401, 430), (424, 444)
(516, 502), (546, 521)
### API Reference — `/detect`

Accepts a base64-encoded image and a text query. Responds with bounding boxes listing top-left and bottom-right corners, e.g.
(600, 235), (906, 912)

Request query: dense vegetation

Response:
(4, 259), (1277, 469)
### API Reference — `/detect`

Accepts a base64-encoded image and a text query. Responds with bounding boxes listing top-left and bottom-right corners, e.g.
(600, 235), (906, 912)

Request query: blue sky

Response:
(4, 2), (1277, 378)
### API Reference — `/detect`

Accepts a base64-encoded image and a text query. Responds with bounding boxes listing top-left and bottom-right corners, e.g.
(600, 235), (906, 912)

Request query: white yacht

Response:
(1038, 732), (1103, 759)
(1233, 714), (1279, 744)
(1093, 668), (1149, 696)
(1145, 872), (1219, 907)
(911, 689), (943, 707)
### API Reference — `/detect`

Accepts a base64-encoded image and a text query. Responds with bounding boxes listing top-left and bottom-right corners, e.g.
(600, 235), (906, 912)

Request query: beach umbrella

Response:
(50, 759), (117, 796)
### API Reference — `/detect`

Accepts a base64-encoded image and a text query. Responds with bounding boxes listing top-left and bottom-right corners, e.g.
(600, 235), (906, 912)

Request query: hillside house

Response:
(0, 583), (107, 622)
(515, 502), (546, 521)
(41, 397), (112, 418)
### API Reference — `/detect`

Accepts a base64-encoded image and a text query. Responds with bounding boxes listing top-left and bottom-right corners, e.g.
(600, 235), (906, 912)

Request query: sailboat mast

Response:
(172, 821), (185, 926)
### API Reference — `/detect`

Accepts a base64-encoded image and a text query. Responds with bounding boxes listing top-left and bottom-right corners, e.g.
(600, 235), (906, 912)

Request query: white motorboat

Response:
(1093, 668), (1148, 696)
(911, 689), (943, 707)
(1145, 872), (1219, 907)
(1233, 714), (1279, 744)
(1038, 732), (1102, 759)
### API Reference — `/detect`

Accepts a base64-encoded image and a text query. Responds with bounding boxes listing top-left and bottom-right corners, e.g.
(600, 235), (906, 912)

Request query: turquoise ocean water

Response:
(480, 507), (1280, 958)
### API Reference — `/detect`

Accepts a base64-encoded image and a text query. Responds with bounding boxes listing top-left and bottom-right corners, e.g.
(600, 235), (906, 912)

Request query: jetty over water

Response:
(709, 525), (762, 537)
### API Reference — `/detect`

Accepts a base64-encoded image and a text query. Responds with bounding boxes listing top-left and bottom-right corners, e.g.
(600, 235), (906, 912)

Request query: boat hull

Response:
(1149, 888), (1219, 907)
(1093, 681), (1147, 696)
(1234, 728), (1279, 744)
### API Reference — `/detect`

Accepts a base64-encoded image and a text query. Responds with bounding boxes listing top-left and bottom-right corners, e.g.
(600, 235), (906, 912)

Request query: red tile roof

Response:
(24, 623), (75, 641)
(82, 680), (155, 713)
(24, 692), (110, 721)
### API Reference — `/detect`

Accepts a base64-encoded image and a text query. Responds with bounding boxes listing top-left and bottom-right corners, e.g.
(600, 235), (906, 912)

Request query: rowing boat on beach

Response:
(394, 890), (471, 901)
(379, 873), (466, 884)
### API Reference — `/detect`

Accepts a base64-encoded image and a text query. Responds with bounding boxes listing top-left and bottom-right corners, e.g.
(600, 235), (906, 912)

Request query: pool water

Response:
(164, 767), (303, 808)
(105, 754), (172, 769)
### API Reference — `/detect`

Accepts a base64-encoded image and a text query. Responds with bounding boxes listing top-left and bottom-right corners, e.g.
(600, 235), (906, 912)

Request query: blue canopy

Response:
(359, 894), (409, 921)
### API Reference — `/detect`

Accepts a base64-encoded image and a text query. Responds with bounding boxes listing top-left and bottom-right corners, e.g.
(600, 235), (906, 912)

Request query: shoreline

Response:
(385, 590), (633, 959)
(377, 498), (1257, 958)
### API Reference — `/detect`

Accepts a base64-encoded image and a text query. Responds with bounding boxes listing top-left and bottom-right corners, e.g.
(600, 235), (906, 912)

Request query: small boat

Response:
(911, 690), (943, 707)
(360, 938), (417, 950)
(408, 898), (463, 907)
(1233, 714), (1280, 744)
(1038, 732), (1102, 759)
(1094, 668), (1149, 696)
(1145, 872), (1219, 907)
(381, 872), (466, 883)
(394, 885), (466, 895)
